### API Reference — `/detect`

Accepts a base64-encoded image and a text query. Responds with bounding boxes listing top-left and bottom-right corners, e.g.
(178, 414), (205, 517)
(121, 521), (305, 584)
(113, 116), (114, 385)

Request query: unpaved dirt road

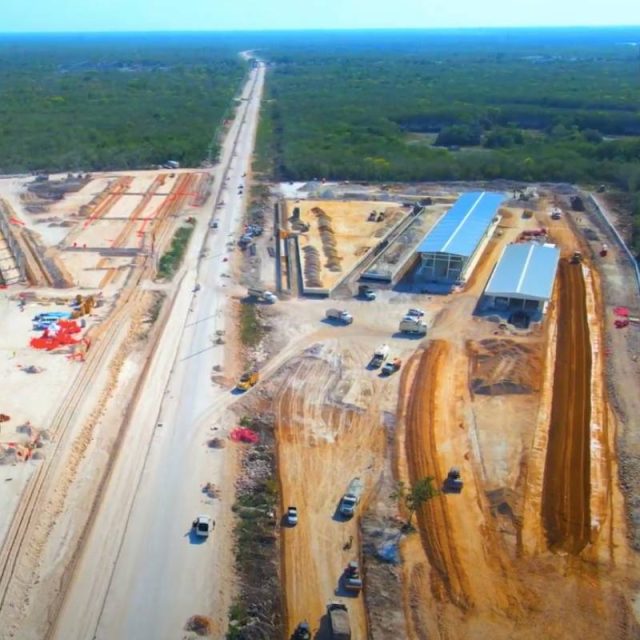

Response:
(542, 259), (592, 553)
(275, 341), (386, 639)
(49, 62), (265, 640)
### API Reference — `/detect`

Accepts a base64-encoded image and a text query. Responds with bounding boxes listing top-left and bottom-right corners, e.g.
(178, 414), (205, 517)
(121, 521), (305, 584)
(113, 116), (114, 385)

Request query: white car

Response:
(192, 515), (214, 538)
(407, 308), (425, 318)
(286, 506), (298, 526)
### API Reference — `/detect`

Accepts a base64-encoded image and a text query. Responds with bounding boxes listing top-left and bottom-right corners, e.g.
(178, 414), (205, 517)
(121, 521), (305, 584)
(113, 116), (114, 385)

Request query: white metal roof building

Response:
(417, 191), (504, 283)
(484, 242), (560, 313)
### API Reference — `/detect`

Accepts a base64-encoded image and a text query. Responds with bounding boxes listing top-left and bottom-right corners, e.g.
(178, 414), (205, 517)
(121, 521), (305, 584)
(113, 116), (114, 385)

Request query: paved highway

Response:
(51, 61), (265, 640)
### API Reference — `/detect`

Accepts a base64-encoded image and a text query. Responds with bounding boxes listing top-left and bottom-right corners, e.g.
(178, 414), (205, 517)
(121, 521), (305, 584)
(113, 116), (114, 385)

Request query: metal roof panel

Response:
(418, 191), (504, 258)
(485, 243), (560, 300)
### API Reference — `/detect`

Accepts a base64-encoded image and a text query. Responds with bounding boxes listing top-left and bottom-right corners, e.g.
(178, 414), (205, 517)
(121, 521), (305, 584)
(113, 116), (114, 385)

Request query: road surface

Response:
(50, 61), (265, 640)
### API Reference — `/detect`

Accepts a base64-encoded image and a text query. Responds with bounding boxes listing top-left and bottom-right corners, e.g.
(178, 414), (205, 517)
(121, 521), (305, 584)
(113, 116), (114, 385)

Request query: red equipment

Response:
(229, 428), (260, 444)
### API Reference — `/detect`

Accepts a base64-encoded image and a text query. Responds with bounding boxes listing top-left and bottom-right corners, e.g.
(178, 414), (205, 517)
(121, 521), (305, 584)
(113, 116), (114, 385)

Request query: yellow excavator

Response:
(236, 371), (259, 392)
(71, 294), (95, 319)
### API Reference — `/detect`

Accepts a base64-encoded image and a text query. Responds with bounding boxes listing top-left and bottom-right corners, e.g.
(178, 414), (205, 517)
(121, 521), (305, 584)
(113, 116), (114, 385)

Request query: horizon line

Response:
(0, 24), (639, 36)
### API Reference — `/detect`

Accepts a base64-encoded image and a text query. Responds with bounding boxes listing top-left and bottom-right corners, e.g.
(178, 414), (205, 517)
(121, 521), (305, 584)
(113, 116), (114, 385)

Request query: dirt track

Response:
(403, 342), (471, 608)
(542, 259), (592, 553)
(275, 345), (384, 639)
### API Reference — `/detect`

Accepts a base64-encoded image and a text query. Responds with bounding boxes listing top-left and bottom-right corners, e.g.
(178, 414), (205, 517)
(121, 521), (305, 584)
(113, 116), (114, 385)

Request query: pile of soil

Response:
(469, 338), (542, 395)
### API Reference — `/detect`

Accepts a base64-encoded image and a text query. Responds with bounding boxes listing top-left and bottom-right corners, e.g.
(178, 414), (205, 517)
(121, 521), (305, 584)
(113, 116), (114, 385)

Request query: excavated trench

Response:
(542, 259), (592, 554)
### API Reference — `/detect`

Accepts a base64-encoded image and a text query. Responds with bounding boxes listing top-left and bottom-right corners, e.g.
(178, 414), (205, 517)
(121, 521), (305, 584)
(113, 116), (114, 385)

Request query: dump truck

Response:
(339, 477), (364, 518)
(343, 561), (363, 593)
(326, 308), (353, 325)
(370, 344), (389, 368)
(327, 603), (351, 640)
(358, 284), (376, 301)
(550, 207), (562, 220)
(236, 371), (259, 391)
(399, 316), (428, 335)
(247, 288), (277, 303)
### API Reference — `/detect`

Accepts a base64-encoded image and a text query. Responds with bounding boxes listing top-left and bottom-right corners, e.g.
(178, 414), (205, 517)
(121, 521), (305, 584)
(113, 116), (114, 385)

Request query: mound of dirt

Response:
(468, 338), (542, 395)
(185, 614), (213, 636)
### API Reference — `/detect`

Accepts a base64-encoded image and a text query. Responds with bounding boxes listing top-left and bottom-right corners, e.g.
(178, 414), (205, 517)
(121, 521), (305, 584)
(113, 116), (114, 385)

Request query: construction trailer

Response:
(416, 191), (504, 284)
(483, 242), (560, 315)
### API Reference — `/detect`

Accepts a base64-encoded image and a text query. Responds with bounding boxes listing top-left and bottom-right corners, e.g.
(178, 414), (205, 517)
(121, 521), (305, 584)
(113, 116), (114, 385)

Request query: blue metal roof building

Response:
(417, 191), (504, 283)
(484, 242), (560, 312)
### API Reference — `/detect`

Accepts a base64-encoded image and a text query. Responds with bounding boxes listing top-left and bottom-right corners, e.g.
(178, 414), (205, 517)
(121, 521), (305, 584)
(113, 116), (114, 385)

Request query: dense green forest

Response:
(0, 34), (245, 172)
(255, 28), (640, 250)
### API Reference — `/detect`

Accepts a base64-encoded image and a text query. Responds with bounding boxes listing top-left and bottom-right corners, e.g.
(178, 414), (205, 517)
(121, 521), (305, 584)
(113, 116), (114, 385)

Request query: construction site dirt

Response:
(396, 334), (637, 640)
(274, 343), (386, 640)
(542, 259), (592, 554)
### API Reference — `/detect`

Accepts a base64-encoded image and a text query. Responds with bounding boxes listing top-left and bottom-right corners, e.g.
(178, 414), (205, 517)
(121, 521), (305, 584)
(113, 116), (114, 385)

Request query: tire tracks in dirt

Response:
(542, 259), (592, 554)
(403, 342), (472, 610)
(275, 346), (383, 640)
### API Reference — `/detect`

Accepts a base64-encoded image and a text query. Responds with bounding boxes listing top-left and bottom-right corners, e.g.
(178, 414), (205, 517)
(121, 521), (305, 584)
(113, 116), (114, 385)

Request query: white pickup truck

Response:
(247, 288), (277, 303)
(370, 344), (390, 368)
(326, 308), (353, 324)
(339, 477), (364, 518)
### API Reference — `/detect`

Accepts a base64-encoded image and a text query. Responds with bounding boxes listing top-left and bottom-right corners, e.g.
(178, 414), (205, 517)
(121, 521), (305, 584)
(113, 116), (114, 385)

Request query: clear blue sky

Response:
(1, 0), (638, 32)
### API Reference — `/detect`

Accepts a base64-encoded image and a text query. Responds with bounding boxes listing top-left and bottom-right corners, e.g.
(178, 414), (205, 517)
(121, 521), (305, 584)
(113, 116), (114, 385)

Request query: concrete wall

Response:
(0, 202), (27, 283)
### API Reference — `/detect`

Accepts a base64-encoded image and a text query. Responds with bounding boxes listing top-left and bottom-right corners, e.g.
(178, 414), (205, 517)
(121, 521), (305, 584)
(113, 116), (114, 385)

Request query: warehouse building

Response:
(416, 191), (504, 283)
(484, 242), (560, 315)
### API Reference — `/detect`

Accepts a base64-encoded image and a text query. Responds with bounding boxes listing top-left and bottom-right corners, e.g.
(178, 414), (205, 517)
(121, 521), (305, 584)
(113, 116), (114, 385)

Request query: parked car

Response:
(381, 358), (402, 376)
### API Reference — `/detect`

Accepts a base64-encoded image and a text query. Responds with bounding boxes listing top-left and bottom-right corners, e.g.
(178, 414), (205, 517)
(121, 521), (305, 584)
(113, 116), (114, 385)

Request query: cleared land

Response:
(284, 199), (406, 290)
(275, 343), (385, 639)
(0, 169), (208, 290)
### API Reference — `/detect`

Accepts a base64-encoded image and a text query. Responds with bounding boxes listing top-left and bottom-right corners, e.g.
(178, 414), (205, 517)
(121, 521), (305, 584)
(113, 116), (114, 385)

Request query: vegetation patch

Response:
(256, 29), (640, 253)
(239, 303), (266, 348)
(157, 226), (194, 280)
(227, 416), (282, 640)
(0, 35), (244, 172)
